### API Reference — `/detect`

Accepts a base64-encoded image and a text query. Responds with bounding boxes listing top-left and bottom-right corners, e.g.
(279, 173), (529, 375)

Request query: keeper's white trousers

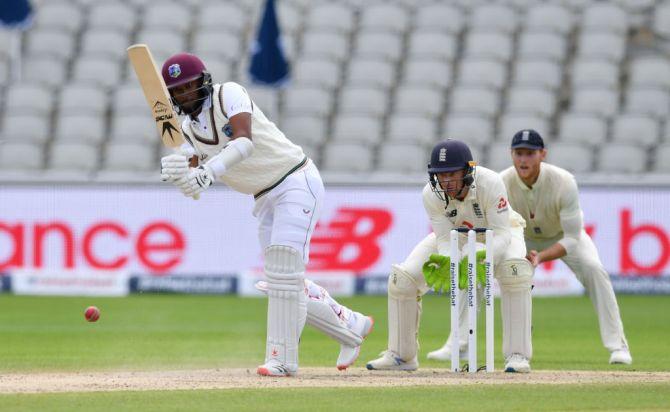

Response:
(253, 160), (324, 264)
(527, 231), (629, 352)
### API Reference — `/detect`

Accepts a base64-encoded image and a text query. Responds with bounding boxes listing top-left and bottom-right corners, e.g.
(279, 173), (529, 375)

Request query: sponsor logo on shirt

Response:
(473, 203), (483, 218)
(497, 197), (508, 213)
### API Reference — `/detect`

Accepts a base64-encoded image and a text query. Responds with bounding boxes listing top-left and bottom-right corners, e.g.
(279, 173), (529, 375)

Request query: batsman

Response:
(367, 139), (534, 373)
(157, 53), (372, 376)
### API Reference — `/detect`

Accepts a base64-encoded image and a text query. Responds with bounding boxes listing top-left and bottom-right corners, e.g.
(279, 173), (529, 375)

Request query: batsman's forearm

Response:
(538, 242), (567, 263)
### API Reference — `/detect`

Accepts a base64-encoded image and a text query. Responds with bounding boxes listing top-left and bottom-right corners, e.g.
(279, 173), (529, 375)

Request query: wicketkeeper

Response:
(366, 139), (534, 373)
(429, 130), (631, 365)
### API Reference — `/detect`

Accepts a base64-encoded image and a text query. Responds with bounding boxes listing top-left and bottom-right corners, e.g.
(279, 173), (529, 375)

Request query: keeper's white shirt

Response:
(422, 166), (527, 264)
(500, 163), (583, 254)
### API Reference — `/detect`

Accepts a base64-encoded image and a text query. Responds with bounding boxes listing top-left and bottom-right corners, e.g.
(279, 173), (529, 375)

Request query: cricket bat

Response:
(127, 44), (184, 148)
(127, 44), (199, 199)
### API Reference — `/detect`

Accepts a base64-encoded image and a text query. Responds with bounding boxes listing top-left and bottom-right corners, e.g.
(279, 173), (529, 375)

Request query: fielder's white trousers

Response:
(253, 160), (324, 264)
(527, 231), (629, 352)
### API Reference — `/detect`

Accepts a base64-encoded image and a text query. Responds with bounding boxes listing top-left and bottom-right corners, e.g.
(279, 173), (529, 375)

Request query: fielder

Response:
(428, 130), (632, 365)
(157, 52), (372, 376)
(366, 139), (534, 373)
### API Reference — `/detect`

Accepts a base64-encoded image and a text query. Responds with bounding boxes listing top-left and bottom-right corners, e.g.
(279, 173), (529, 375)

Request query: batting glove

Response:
(160, 154), (189, 184)
(179, 165), (214, 197)
(458, 250), (487, 290)
(422, 254), (451, 294)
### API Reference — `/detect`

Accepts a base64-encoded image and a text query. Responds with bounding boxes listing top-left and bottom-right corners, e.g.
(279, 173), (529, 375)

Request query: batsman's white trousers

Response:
(253, 160), (324, 264)
(527, 230), (629, 352)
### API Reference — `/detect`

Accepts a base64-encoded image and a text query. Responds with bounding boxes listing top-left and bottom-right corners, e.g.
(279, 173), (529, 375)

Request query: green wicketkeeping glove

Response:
(458, 250), (487, 290)
(422, 254), (451, 294)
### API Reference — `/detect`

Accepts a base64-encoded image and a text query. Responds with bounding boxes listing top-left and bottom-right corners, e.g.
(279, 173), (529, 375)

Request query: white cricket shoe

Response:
(366, 351), (418, 371)
(504, 353), (531, 373)
(257, 359), (296, 377)
(337, 313), (374, 370)
(609, 349), (633, 365)
(426, 343), (468, 361)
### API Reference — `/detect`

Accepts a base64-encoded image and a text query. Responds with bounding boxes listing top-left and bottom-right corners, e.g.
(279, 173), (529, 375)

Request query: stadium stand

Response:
(1, 0), (670, 182)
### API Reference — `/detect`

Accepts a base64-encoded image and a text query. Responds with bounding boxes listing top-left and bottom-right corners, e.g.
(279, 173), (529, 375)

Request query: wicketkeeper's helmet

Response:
(428, 139), (476, 203)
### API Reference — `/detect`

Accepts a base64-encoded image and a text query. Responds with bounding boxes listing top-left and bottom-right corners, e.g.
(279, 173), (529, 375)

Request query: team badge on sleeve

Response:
(168, 64), (181, 78)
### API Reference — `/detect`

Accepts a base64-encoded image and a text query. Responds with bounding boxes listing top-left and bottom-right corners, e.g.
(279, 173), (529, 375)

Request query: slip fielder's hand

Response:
(458, 250), (487, 289)
(160, 154), (189, 184)
(179, 165), (214, 197)
(422, 254), (451, 294)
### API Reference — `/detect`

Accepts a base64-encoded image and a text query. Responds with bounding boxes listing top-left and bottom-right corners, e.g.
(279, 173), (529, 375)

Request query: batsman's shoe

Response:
(257, 359), (296, 377)
(337, 314), (375, 371)
(426, 343), (468, 361)
(609, 349), (633, 365)
(504, 353), (531, 373)
(366, 351), (418, 371)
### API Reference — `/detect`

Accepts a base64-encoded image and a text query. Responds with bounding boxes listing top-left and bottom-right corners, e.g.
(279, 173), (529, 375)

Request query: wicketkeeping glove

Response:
(179, 165), (214, 197)
(422, 254), (451, 294)
(160, 154), (189, 184)
(458, 250), (487, 290)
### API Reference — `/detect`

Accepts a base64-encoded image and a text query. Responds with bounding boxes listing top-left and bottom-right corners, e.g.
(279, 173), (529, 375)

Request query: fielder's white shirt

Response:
(423, 166), (527, 264)
(180, 82), (305, 195)
(500, 163), (583, 254)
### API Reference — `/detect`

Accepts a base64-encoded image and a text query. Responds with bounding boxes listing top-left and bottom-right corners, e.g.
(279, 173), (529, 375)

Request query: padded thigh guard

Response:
(306, 300), (363, 347)
(264, 245), (307, 372)
(387, 264), (422, 361)
(496, 258), (534, 360)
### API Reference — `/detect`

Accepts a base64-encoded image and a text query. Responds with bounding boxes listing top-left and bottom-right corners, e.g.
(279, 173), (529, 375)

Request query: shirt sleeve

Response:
(483, 173), (512, 264)
(557, 176), (583, 254)
(221, 82), (253, 118)
(422, 185), (455, 257)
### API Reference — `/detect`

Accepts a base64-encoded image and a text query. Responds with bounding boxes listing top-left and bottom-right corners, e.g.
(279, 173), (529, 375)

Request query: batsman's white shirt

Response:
(178, 82), (322, 262)
(422, 166), (527, 264)
(180, 82), (306, 196)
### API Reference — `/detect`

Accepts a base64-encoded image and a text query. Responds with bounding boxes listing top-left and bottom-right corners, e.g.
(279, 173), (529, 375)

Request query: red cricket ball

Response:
(84, 306), (100, 322)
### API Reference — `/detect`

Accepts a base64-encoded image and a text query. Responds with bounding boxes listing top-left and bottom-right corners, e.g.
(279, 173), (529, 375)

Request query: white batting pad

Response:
(497, 259), (533, 359)
(264, 245), (306, 372)
(306, 299), (363, 347)
(387, 264), (422, 360)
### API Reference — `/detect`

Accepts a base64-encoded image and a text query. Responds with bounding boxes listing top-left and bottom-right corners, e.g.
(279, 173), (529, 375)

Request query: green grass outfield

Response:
(0, 294), (668, 410)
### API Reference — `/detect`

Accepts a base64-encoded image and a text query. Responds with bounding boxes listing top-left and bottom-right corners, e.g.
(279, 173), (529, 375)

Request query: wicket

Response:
(449, 228), (494, 373)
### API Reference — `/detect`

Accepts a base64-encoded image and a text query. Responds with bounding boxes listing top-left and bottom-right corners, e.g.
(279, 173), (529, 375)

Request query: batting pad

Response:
(264, 245), (306, 372)
(306, 299), (363, 347)
(497, 258), (533, 360)
(387, 264), (422, 360)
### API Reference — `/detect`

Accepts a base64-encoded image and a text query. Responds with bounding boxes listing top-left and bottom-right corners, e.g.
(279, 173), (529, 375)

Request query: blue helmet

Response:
(428, 139), (476, 203)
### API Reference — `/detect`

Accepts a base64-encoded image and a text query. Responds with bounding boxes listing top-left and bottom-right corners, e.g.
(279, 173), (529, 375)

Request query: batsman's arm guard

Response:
(205, 137), (254, 178)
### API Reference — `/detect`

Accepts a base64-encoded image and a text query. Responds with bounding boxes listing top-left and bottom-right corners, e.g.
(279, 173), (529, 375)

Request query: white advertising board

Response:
(1, 185), (669, 295)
